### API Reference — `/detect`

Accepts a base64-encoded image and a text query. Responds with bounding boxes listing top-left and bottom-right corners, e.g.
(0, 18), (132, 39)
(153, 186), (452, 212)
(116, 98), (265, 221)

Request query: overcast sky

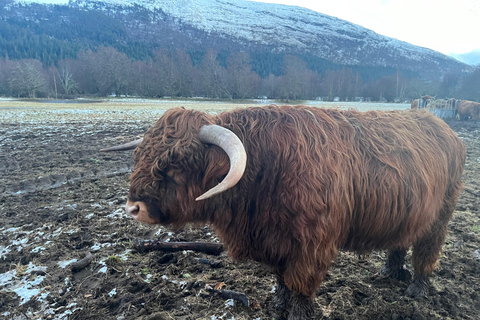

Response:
(251, 0), (480, 55)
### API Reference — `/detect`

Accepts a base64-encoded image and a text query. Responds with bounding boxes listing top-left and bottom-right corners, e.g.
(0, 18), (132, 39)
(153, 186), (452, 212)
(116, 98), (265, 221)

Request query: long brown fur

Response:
(128, 105), (465, 309)
(457, 100), (480, 120)
(411, 95), (433, 109)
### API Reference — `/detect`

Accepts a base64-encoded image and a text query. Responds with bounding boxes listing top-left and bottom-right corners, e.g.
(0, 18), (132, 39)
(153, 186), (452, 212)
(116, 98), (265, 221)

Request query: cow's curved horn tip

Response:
(195, 192), (214, 201)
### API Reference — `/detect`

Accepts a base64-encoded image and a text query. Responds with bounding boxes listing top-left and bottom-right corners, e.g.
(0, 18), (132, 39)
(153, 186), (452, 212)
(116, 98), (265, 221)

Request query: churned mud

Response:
(0, 101), (479, 320)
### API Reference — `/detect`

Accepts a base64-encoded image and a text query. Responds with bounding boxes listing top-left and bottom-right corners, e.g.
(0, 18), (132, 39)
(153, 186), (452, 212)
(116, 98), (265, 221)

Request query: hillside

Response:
(0, 0), (471, 80)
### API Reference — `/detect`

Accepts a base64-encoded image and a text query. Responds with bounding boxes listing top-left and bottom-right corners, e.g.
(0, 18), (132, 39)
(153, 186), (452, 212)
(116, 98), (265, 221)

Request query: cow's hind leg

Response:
(381, 248), (412, 281)
(408, 226), (445, 298)
(408, 201), (455, 298)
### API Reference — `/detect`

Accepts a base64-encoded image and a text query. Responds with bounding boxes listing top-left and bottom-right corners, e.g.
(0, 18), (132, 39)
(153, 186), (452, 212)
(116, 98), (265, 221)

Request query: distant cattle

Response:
(457, 100), (480, 120)
(411, 95), (433, 109)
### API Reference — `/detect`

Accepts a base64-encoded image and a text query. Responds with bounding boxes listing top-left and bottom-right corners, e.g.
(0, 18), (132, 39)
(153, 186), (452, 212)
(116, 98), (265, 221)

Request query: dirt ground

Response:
(0, 100), (479, 320)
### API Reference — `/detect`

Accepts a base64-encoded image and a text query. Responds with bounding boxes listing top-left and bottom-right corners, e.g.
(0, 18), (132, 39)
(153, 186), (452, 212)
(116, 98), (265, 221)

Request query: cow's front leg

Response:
(270, 273), (291, 319)
(288, 293), (314, 320)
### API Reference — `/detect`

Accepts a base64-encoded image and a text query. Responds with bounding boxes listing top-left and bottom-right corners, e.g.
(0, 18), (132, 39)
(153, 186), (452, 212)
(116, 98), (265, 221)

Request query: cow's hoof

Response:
(381, 265), (412, 282)
(406, 276), (429, 298)
(287, 294), (315, 320)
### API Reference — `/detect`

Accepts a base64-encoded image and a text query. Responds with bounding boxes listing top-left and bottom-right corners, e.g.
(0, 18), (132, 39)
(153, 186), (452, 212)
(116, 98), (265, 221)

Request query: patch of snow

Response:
(106, 207), (125, 219)
(145, 274), (152, 283)
(108, 288), (117, 297)
(90, 242), (112, 251)
(4, 227), (21, 233)
(31, 246), (46, 253)
(53, 302), (82, 320)
(0, 262), (49, 305)
(58, 259), (78, 268)
(118, 249), (131, 261)
(0, 246), (11, 259)
(15, 0), (69, 4)
(0, 270), (16, 286)
(13, 286), (41, 305)
(11, 237), (29, 251)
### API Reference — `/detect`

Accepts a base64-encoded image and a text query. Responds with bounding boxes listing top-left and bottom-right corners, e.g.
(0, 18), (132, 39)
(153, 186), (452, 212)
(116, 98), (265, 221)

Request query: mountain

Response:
(451, 50), (480, 66)
(1, 0), (471, 79)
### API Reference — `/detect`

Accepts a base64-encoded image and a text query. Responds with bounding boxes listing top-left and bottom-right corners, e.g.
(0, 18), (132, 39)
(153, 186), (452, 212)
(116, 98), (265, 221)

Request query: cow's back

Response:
(341, 109), (465, 251)
(217, 106), (464, 255)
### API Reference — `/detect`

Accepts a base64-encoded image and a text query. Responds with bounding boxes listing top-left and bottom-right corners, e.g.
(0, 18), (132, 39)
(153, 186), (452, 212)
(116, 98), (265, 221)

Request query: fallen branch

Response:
(204, 284), (249, 306)
(71, 252), (93, 273)
(133, 240), (224, 256)
(214, 289), (249, 306)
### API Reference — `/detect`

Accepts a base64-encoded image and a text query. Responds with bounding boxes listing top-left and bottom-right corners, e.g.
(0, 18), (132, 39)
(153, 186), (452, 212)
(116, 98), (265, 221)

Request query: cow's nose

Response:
(125, 204), (140, 217)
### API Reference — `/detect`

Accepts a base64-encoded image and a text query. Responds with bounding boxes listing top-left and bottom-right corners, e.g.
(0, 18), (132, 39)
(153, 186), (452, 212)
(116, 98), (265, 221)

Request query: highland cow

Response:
(102, 105), (465, 319)
(410, 95), (433, 109)
(457, 100), (480, 120)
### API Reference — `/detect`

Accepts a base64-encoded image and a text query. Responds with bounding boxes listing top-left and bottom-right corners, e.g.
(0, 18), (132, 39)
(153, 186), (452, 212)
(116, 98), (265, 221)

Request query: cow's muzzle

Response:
(125, 199), (157, 224)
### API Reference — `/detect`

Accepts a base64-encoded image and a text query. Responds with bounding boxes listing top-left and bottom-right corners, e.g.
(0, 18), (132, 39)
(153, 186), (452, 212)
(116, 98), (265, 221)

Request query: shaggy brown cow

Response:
(102, 105), (465, 320)
(410, 95), (433, 109)
(457, 100), (480, 120)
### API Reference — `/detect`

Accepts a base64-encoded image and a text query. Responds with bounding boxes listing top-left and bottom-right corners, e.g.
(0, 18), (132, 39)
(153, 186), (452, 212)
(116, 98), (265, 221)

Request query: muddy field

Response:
(0, 99), (479, 320)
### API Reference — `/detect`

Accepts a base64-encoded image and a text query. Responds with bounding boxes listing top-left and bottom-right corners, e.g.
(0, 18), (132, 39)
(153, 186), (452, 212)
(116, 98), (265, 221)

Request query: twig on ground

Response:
(70, 251), (94, 273)
(205, 285), (249, 306)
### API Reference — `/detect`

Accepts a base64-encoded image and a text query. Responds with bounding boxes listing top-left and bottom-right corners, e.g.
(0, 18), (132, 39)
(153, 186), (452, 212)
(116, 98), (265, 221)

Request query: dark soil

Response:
(0, 114), (479, 320)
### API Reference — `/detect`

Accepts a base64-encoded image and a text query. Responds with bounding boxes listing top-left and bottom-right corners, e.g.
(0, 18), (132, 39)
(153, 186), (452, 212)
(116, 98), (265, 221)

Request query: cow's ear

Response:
(202, 145), (230, 188)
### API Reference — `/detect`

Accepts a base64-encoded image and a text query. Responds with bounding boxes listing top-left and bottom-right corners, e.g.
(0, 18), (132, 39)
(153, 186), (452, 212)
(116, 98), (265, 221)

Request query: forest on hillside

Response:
(0, 46), (479, 102)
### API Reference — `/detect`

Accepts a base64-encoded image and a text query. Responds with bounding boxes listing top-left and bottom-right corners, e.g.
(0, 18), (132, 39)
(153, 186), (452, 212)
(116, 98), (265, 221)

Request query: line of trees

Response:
(0, 46), (478, 101)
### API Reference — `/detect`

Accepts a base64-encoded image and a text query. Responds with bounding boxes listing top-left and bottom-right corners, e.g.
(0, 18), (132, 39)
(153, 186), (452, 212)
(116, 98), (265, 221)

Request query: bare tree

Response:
(0, 58), (16, 96)
(131, 60), (159, 97)
(438, 72), (460, 99)
(199, 50), (229, 98)
(58, 62), (78, 96)
(172, 49), (197, 97)
(152, 49), (176, 97)
(80, 47), (133, 96)
(226, 52), (259, 99)
(9, 59), (47, 98)
(321, 68), (359, 101)
(260, 73), (278, 99)
(278, 55), (313, 100)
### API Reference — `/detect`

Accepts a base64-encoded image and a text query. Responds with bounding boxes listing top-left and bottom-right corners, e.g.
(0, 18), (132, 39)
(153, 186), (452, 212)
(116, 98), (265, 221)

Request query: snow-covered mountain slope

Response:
(8, 0), (471, 77)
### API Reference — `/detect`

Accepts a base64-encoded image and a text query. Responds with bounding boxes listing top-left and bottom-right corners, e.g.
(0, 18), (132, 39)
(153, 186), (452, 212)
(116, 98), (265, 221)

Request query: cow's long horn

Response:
(196, 125), (247, 201)
(100, 138), (143, 152)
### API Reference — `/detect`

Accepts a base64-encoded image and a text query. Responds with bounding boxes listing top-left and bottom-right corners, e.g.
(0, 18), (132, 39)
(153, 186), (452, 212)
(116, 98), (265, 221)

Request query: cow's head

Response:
(101, 108), (247, 226)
